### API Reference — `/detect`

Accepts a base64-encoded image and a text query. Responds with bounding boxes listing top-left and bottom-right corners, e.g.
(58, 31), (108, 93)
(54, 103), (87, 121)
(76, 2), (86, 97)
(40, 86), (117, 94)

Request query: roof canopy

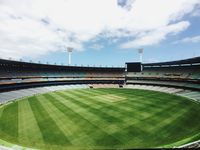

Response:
(143, 57), (200, 67)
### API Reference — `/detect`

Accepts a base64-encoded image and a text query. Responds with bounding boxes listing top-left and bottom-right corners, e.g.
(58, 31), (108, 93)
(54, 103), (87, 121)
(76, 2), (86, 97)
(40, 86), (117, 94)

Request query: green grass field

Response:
(0, 88), (200, 149)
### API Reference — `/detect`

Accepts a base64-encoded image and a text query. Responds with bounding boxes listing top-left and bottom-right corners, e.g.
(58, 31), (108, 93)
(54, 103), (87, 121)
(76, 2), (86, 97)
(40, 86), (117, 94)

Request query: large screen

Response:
(126, 62), (142, 72)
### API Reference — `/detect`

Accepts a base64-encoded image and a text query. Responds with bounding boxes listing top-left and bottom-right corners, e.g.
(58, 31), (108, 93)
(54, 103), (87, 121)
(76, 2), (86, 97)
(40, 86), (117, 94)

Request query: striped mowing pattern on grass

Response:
(28, 96), (71, 146)
(18, 99), (44, 148)
(44, 93), (122, 147)
(0, 102), (18, 143)
(0, 88), (200, 149)
(38, 94), (97, 146)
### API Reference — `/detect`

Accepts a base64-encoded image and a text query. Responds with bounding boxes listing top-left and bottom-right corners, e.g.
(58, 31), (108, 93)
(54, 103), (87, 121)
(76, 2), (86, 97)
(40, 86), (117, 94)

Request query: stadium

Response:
(0, 56), (200, 149)
(1, 0), (200, 149)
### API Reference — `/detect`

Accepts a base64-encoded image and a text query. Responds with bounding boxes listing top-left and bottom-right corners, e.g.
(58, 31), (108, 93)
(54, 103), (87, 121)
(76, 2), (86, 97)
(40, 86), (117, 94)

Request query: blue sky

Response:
(0, 0), (200, 67)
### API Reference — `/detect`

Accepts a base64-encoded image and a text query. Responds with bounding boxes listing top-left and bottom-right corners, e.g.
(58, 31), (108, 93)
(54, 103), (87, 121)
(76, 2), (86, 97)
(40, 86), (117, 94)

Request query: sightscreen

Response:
(126, 62), (142, 72)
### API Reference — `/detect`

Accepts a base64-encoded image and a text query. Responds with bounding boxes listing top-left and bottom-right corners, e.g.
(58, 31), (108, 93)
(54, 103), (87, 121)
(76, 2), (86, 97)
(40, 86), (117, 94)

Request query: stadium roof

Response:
(143, 56), (200, 66)
(0, 58), (124, 72)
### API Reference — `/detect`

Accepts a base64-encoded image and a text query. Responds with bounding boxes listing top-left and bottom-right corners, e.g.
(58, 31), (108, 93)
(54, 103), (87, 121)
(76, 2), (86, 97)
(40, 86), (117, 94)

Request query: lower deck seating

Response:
(124, 84), (200, 103)
(126, 79), (200, 90)
(1, 83), (200, 105)
(179, 140), (200, 148)
(0, 84), (89, 104)
(124, 84), (184, 94)
(176, 90), (200, 102)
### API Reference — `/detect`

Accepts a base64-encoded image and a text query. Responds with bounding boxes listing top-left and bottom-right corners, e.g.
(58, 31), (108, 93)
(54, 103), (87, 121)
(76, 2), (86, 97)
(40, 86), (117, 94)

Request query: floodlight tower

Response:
(138, 48), (143, 63)
(67, 47), (73, 65)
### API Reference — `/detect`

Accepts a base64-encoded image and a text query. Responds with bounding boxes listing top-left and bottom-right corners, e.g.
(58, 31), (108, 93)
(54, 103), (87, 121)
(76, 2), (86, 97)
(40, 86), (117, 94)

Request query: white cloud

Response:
(174, 35), (200, 44)
(0, 0), (199, 59)
(121, 21), (190, 48)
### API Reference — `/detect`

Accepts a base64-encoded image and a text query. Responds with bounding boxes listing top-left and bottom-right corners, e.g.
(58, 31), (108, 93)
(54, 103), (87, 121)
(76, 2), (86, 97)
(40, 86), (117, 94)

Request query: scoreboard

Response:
(126, 62), (142, 72)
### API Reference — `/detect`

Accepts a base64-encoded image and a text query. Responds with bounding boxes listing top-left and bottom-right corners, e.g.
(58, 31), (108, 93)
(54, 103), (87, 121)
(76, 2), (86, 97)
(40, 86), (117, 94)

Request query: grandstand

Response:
(1, 57), (200, 104)
(0, 58), (125, 92)
(126, 56), (200, 90)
